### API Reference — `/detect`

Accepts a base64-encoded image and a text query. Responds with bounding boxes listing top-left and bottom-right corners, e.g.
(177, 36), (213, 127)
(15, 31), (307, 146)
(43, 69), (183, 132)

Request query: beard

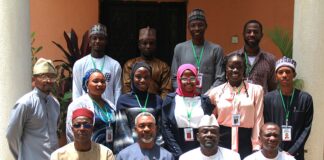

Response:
(141, 137), (154, 143)
(202, 140), (216, 149)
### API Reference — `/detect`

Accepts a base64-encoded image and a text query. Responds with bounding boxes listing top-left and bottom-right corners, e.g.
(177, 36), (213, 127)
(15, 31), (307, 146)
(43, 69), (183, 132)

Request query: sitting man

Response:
(51, 108), (114, 160)
(244, 122), (295, 160)
(179, 115), (240, 160)
(117, 112), (174, 160)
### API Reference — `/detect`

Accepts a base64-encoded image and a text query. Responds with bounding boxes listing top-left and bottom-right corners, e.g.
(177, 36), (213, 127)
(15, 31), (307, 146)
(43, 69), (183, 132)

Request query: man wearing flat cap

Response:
(6, 58), (60, 160)
(264, 57), (314, 160)
(171, 8), (225, 94)
(51, 108), (114, 160)
(73, 23), (122, 104)
(179, 115), (240, 160)
(122, 26), (172, 99)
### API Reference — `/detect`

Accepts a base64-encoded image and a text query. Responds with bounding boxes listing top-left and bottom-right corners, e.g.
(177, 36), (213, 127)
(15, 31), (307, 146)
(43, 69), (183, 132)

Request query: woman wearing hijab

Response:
(115, 62), (163, 152)
(161, 63), (214, 159)
(66, 69), (117, 152)
(207, 53), (264, 159)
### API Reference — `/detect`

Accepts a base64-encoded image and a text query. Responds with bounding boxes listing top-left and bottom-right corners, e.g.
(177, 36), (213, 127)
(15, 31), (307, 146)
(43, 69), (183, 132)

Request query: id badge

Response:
(232, 114), (241, 126)
(106, 126), (113, 142)
(282, 125), (292, 141)
(197, 72), (203, 88)
(184, 127), (194, 141)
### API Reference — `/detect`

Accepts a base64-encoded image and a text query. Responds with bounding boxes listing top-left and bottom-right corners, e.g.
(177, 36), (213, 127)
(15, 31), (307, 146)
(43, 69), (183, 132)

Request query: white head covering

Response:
(198, 114), (219, 128)
(33, 58), (56, 75)
(89, 23), (107, 37)
(275, 56), (297, 72)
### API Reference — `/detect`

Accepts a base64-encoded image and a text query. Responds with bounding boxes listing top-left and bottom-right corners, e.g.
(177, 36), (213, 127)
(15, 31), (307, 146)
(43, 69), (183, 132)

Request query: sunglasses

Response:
(73, 123), (93, 129)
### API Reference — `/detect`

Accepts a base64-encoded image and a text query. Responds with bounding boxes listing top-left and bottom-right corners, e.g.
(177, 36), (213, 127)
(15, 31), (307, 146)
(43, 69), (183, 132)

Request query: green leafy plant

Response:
(52, 29), (89, 138)
(31, 32), (43, 66)
(267, 27), (303, 89)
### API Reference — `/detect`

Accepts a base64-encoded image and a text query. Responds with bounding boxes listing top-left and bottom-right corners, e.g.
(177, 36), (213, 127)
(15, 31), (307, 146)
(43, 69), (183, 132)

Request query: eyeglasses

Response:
(73, 123), (93, 129)
(180, 76), (196, 83)
(36, 74), (57, 82)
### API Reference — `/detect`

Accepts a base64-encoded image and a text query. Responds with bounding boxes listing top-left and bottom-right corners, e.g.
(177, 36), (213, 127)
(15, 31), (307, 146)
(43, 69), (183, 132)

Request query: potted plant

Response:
(52, 29), (89, 146)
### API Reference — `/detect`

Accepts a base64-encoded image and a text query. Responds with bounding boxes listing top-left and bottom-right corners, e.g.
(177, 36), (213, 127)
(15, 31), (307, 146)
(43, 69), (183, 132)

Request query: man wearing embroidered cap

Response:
(6, 58), (60, 160)
(122, 26), (172, 99)
(179, 115), (240, 160)
(51, 108), (115, 160)
(264, 56), (314, 160)
(73, 23), (122, 104)
(171, 8), (225, 94)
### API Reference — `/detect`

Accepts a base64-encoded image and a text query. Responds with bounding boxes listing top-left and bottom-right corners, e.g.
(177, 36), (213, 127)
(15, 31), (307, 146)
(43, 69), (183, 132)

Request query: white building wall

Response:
(293, 0), (324, 160)
(0, 0), (31, 159)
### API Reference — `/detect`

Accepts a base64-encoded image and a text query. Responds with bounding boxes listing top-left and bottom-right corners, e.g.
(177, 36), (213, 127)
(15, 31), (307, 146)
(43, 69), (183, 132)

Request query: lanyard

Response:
(135, 93), (149, 112)
(91, 56), (105, 72)
(191, 41), (205, 71)
(244, 52), (252, 76)
(183, 97), (198, 126)
(92, 100), (113, 124)
(279, 89), (295, 125)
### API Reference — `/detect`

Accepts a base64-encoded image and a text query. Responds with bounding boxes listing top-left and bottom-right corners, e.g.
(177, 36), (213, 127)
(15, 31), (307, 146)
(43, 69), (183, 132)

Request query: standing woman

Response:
(208, 53), (264, 158)
(66, 69), (116, 152)
(115, 62), (163, 152)
(162, 64), (214, 159)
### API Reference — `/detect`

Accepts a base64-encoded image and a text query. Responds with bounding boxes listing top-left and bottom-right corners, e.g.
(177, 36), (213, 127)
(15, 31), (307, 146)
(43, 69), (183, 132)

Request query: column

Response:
(0, 1), (31, 159)
(293, 0), (324, 159)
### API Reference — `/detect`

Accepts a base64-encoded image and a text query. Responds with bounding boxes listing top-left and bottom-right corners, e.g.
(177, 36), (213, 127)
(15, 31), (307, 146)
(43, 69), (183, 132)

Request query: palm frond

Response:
(266, 27), (293, 58)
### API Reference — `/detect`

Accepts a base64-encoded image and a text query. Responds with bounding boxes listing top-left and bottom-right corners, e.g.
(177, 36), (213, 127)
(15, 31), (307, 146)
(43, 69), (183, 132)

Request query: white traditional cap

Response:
(33, 58), (56, 75)
(198, 114), (219, 128)
(275, 56), (297, 72)
(89, 23), (107, 37)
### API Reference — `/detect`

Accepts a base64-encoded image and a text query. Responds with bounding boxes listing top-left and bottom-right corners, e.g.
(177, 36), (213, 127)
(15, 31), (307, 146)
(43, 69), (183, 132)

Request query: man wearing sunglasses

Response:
(51, 108), (114, 160)
(6, 58), (60, 160)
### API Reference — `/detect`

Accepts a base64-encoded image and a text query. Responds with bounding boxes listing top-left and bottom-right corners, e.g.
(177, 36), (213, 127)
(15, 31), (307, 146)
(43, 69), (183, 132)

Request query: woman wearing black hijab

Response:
(114, 62), (163, 152)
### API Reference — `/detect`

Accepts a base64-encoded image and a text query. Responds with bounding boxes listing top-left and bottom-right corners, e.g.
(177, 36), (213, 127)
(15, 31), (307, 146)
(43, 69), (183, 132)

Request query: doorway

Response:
(99, 0), (187, 67)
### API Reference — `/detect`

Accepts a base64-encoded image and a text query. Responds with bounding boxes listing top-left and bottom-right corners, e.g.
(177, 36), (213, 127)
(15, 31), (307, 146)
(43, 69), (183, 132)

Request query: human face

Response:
(138, 36), (156, 57)
(87, 72), (106, 97)
(276, 66), (295, 87)
(33, 73), (57, 94)
(188, 20), (207, 40)
(244, 22), (263, 48)
(197, 126), (219, 149)
(133, 67), (151, 92)
(260, 124), (281, 151)
(135, 115), (157, 145)
(72, 116), (93, 143)
(180, 69), (196, 93)
(89, 34), (107, 53)
(226, 56), (245, 87)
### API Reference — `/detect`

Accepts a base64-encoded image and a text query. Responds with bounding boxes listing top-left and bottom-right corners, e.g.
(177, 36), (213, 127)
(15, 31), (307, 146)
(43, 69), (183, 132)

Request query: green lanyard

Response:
(244, 52), (252, 76)
(91, 56), (106, 72)
(135, 93), (149, 112)
(279, 88), (295, 125)
(191, 41), (205, 71)
(183, 97), (197, 126)
(92, 100), (113, 124)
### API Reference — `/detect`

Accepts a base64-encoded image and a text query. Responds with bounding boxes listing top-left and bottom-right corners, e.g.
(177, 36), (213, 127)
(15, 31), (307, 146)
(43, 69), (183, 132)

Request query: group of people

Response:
(6, 8), (313, 160)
